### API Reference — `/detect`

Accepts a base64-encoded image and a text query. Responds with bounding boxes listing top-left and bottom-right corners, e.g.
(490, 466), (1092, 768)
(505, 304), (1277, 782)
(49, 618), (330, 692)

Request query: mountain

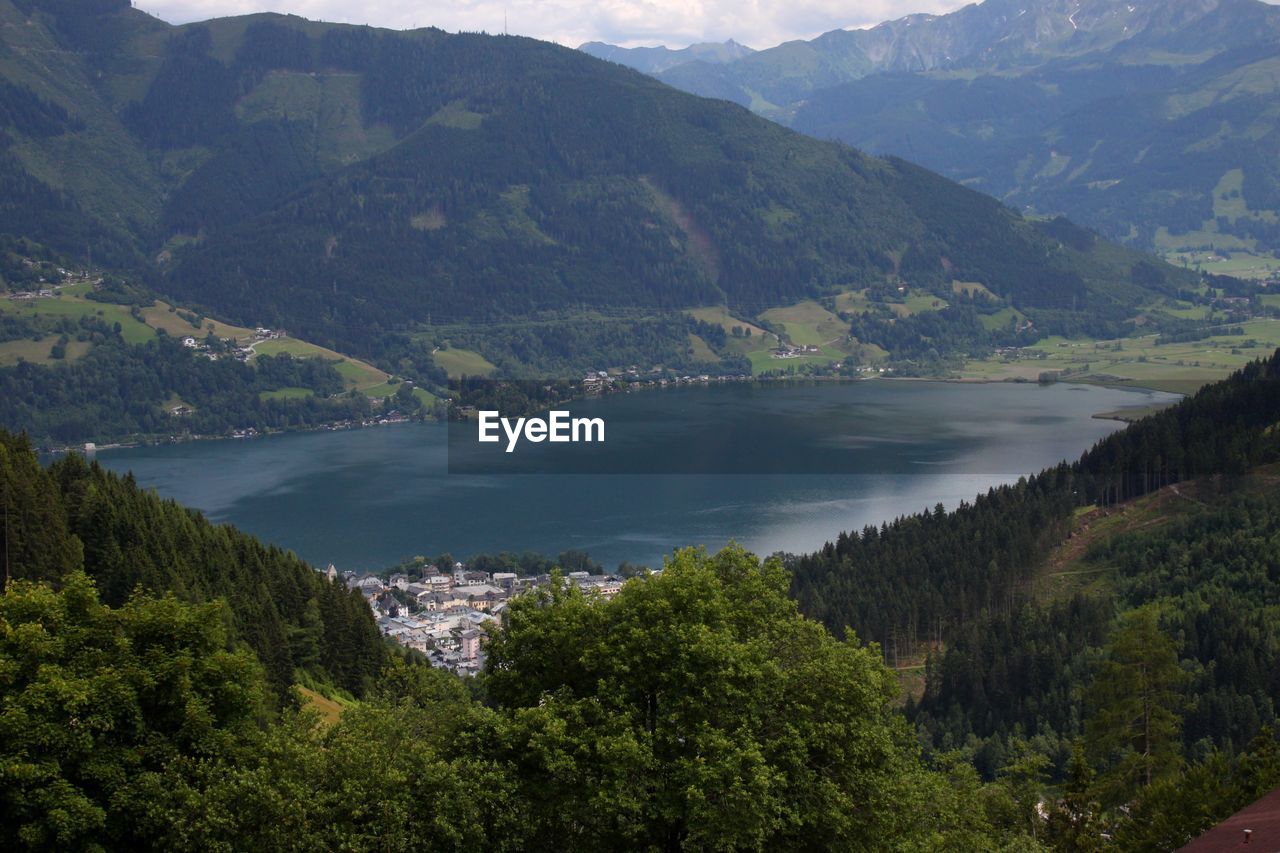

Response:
(655, 0), (1280, 258)
(578, 38), (754, 74)
(788, 346), (1280, 836)
(0, 0), (1202, 371)
(659, 0), (1270, 107)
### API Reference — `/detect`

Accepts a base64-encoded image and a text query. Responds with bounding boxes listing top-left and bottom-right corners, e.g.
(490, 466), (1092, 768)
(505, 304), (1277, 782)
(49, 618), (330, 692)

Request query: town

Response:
(328, 562), (630, 675)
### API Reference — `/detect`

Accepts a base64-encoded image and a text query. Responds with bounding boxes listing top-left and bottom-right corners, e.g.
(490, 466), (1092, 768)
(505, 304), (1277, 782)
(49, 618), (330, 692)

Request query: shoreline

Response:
(41, 413), (424, 456)
(40, 372), (1186, 455)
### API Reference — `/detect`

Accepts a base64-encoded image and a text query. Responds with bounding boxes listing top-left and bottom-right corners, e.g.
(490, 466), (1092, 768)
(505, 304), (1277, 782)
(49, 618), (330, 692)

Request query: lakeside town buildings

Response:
(331, 562), (626, 675)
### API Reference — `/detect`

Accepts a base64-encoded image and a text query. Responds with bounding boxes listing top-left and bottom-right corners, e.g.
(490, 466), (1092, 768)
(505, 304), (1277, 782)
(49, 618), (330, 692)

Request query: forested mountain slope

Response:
(0, 430), (386, 698)
(650, 0), (1280, 257)
(779, 348), (1280, 843)
(0, 0), (1198, 362)
(790, 347), (1280, 656)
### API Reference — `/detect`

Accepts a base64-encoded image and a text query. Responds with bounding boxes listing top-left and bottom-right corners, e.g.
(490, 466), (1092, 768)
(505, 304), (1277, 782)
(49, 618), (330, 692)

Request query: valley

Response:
(3, 0), (1280, 848)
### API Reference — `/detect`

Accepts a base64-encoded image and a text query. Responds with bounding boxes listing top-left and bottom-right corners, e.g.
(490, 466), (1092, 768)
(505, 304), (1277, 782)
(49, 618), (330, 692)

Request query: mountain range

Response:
(578, 39), (754, 74)
(0, 0), (1205, 371)
(587, 0), (1280, 260)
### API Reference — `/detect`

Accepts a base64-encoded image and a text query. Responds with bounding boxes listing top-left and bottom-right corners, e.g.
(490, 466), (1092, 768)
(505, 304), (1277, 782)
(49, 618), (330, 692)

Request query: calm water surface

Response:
(95, 381), (1175, 571)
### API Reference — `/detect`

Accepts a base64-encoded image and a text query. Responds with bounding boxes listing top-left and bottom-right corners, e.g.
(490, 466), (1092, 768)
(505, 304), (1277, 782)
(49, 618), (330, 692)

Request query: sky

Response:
(130, 0), (975, 50)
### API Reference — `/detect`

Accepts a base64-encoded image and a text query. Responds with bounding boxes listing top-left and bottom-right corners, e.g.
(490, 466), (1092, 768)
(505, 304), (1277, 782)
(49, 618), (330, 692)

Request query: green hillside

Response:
(0, 0), (1205, 375)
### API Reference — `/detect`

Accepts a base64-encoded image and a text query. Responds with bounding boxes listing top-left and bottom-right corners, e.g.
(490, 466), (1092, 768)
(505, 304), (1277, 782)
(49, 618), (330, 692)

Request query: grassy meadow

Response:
(0, 285), (392, 393)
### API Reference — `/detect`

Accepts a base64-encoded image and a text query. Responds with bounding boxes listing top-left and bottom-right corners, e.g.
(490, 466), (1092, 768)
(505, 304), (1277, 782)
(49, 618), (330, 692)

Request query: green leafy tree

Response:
(150, 701), (518, 853)
(484, 544), (950, 850)
(0, 572), (268, 849)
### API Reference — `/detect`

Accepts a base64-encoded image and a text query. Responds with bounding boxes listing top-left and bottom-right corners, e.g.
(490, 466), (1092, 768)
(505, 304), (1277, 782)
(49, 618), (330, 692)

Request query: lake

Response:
(95, 381), (1176, 571)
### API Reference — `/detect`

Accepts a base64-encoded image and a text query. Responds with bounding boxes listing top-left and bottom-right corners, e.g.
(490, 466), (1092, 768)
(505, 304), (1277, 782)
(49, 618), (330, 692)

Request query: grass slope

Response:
(0, 286), (390, 392)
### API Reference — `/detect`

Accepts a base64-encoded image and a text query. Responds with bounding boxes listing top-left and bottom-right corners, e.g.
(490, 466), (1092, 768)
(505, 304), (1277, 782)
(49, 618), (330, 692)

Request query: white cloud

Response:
(131, 0), (972, 50)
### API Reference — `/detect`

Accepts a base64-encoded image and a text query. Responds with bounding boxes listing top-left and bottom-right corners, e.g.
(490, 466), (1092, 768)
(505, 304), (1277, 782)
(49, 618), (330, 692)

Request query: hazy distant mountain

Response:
(578, 39), (754, 74)
(659, 0), (1275, 109)
(655, 0), (1280, 256)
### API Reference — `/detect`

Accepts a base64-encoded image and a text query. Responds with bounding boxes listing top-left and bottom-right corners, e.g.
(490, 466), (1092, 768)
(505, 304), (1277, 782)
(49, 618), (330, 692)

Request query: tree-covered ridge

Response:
(920, 484), (1280, 760)
(159, 32), (1192, 351)
(0, 430), (386, 698)
(910, 480), (1280, 847)
(782, 350), (1280, 845)
(790, 348), (1280, 656)
(0, 0), (1200, 367)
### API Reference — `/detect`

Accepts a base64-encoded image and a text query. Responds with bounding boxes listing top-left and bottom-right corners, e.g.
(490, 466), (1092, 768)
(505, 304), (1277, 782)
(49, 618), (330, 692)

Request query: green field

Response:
(251, 337), (330, 358)
(258, 386), (316, 401)
(833, 288), (949, 319)
(687, 297), (897, 375)
(951, 280), (996, 299)
(833, 289), (874, 315)
(978, 306), (1026, 331)
(748, 343), (848, 374)
(0, 337), (91, 366)
(330, 358), (390, 390)
(960, 320), (1280, 392)
(686, 306), (778, 365)
(141, 300), (257, 341)
(2, 291), (155, 344)
(1161, 248), (1280, 281)
(687, 333), (719, 363)
(887, 292), (949, 317)
(432, 347), (497, 379)
(686, 306), (770, 339)
(252, 340), (389, 392)
(760, 300), (847, 346)
(361, 381), (399, 397)
(1150, 300), (1215, 321)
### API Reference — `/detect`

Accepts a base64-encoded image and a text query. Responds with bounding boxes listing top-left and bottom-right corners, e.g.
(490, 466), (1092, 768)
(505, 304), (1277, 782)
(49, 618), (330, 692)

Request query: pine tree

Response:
(1086, 606), (1187, 803)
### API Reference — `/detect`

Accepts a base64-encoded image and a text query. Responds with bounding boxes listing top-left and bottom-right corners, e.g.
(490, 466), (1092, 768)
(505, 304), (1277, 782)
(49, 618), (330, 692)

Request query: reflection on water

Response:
(95, 381), (1175, 571)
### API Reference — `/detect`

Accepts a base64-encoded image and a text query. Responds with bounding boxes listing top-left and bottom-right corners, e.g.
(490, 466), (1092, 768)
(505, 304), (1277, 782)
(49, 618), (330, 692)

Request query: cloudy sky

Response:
(131, 0), (973, 50)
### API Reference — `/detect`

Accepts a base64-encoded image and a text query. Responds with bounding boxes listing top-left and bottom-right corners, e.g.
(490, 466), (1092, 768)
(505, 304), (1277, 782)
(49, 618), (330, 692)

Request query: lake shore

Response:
(42, 371), (1181, 454)
(90, 380), (1177, 571)
(40, 413), (420, 456)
